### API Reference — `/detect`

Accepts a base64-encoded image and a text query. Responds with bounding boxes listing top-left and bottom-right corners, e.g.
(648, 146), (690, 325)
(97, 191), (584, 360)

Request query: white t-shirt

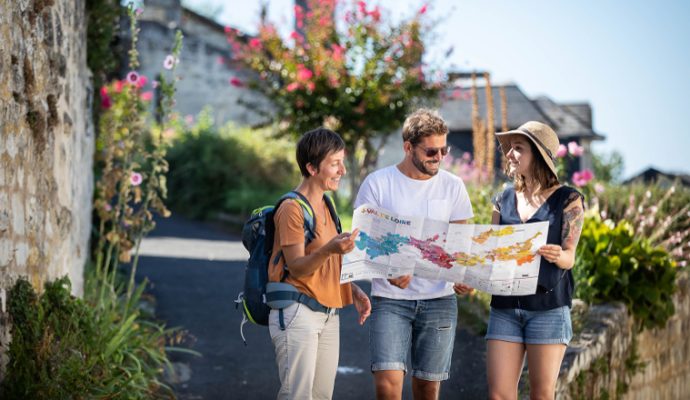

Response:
(354, 165), (474, 300)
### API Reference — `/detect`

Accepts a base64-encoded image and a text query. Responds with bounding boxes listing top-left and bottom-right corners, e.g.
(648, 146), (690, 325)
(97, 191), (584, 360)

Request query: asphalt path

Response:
(135, 215), (488, 399)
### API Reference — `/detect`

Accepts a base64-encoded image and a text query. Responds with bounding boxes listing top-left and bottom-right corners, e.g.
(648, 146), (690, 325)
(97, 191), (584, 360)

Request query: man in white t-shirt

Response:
(354, 109), (474, 400)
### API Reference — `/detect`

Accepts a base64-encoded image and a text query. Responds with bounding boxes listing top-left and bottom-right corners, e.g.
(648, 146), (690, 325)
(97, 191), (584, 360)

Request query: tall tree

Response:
(226, 0), (445, 201)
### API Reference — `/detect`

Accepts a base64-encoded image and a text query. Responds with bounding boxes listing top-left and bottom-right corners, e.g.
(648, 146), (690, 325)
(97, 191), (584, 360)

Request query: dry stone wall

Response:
(0, 0), (93, 379)
(557, 273), (690, 399)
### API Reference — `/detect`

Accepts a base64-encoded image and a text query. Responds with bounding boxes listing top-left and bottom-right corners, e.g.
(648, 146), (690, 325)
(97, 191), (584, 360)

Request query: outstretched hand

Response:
(388, 275), (412, 289)
(327, 228), (360, 255)
(453, 283), (474, 295)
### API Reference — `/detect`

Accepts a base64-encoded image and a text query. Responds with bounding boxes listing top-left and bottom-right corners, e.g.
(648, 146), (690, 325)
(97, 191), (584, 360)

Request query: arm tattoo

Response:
(561, 204), (584, 249)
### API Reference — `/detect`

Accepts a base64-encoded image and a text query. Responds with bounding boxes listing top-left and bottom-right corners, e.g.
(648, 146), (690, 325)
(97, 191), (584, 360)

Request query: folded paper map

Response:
(341, 204), (549, 296)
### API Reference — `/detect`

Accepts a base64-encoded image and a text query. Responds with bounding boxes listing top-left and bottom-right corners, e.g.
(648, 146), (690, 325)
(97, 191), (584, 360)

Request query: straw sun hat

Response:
(495, 121), (560, 179)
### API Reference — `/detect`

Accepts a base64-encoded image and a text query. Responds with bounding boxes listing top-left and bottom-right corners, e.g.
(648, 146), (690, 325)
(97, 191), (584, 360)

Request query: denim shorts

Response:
(369, 295), (457, 381)
(485, 306), (572, 345)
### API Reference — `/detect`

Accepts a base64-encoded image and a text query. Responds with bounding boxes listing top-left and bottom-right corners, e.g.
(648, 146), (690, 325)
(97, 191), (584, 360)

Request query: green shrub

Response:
(2, 276), (175, 399)
(574, 210), (678, 329)
(166, 121), (300, 219)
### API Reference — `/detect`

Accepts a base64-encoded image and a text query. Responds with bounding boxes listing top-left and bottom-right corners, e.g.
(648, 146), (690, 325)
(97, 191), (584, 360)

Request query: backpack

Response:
(234, 191), (341, 343)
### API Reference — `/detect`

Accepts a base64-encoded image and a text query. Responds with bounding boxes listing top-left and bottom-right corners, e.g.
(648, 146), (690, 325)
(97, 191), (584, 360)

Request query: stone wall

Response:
(0, 0), (93, 379)
(557, 273), (690, 399)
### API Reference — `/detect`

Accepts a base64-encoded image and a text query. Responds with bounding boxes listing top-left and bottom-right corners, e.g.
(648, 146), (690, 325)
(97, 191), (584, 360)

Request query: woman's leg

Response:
(487, 340), (526, 400)
(313, 311), (340, 400)
(525, 344), (566, 400)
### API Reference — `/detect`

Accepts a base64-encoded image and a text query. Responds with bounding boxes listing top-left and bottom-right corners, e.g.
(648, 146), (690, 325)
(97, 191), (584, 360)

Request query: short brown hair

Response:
(402, 109), (448, 145)
(296, 127), (345, 178)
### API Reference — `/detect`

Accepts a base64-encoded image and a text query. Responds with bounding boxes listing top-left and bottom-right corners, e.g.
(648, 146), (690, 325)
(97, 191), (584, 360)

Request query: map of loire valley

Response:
(342, 204), (549, 296)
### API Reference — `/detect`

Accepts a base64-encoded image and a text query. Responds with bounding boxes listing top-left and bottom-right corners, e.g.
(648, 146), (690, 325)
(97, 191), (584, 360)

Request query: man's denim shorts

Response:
(485, 305), (572, 345)
(369, 295), (457, 381)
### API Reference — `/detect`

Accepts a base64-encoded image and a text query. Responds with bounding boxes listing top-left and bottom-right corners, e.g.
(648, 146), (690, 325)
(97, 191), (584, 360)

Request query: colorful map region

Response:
(484, 232), (543, 265)
(472, 227), (517, 244)
(408, 235), (454, 269)
(355, 230), (542, 269)
(355, 232), (410, 259)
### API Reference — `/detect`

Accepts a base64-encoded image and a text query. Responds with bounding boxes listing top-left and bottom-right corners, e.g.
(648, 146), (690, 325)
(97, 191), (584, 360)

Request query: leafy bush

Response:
(166, 120), (300, 219)
(2, 277), (175, 399)
(574, 210), (678, 329)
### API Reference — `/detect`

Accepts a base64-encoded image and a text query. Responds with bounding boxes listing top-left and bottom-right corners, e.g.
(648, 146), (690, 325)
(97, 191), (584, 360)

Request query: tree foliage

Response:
(227, 0), (446, 199)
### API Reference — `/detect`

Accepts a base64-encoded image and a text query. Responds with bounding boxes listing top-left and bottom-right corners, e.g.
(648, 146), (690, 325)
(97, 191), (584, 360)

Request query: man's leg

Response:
(370, 297), (414, 400)
(409, 295), (457, 400)
(411, 378), (440, 400)
(374, 370), (405, 400)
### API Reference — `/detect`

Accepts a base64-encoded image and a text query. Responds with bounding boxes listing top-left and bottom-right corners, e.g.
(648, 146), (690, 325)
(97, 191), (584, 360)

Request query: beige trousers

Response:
(269, 303), (340, 400)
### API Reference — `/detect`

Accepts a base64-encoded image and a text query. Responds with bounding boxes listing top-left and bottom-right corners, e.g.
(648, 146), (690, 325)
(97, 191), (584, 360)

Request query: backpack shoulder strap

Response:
(323, 194), (342, 234)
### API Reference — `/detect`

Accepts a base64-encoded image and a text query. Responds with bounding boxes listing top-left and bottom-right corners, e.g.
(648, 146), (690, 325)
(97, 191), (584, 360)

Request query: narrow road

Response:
(135, 215), (487, 399)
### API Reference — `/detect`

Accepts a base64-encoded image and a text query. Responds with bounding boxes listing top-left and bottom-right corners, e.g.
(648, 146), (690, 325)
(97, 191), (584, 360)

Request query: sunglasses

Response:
(416, 145), (451, 157)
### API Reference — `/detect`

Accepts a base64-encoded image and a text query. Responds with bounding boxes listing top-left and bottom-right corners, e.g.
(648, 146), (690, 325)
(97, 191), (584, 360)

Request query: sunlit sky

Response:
(183, 0), (690, 179)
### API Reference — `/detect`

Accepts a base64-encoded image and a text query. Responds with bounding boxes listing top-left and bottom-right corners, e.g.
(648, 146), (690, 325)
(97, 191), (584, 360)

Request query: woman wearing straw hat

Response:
(486, 121), (585, 399)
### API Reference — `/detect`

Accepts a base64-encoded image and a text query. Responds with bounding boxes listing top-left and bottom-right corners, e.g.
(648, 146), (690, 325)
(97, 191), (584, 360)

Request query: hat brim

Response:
(495, 130), (558, 180)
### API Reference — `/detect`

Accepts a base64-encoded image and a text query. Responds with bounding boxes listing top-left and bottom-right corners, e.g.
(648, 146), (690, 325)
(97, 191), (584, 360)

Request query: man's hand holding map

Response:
(341, 204), (549, 296)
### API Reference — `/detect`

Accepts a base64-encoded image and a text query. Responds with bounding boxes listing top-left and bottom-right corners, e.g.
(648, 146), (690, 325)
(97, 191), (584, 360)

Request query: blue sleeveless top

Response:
(490, 185), (584, 311)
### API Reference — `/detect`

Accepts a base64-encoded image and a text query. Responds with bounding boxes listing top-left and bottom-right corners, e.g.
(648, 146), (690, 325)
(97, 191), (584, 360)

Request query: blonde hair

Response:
(402, 109), (448, 145)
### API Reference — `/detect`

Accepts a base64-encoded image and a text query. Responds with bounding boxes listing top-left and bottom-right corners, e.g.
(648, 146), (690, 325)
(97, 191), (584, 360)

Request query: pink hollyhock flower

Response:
(136, 75), (148, 88)
(296, 65), (313, 82)
(556, 144), (568, 158)
(419, 4), (428, 14)
(230, 77), (244, 87)
(357, 1), (367, 14)
(568, 141), (584, 156)
(249, 38), (262, 50)
(286, 82), (300, 92)
(126, 71), (139, 84)
(130, 172), (143, 186)
(572, 169), (594, 187)
(306, 82), (315, 91)
(140, 91), (153, 101)
(100, 94), (112, 109)
(290, 31), (300, 40)
(114, 80), (125, 93)
(163, 55), (176, 70)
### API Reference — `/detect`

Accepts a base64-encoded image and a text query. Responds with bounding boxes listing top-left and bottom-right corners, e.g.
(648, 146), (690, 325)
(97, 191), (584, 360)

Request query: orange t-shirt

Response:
(268, 199), (353, 308)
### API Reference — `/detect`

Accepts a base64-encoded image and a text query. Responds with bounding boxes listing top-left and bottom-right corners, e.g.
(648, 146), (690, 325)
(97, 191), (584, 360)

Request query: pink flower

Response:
(140, 91), (153, 101)
(594, 182), (605, 194)
(572, 169), (594, 187)
(152, 80), (160, 89)
(556, 144), (568, 158)
(100, 94), (112, 109)
(357, 1), (367, 14)
(286, 82), (300, 92)
(296, 64), (313, 82)
(163, 55), (176, 70)
(185, 115), (194, 125)
(126, 71), (139, 84)
(419, 4), (428, 14)
(290, 31), (301, 40)
(114, 80), (125, 93)
(130, 172), (143, 186)
(230, 77), (244, 87)
(136, 75), (148, 88)
(331, 44), (344, 62)
(568, 141), (584, 157)
(135, 8), (144, 16)
(249, 38), (262, 50)
(306, 82), (315, 92)
(368, 6), (381, 21)
(104, 203), (112, 212)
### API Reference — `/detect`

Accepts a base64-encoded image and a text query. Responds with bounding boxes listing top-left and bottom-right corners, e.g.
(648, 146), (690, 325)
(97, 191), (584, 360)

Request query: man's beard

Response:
(411, 153), (440, 176)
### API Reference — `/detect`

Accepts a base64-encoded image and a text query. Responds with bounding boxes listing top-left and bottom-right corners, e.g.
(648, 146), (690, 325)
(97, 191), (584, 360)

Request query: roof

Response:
(623, 167), (690, 187)
(439, 84), (605, 141)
